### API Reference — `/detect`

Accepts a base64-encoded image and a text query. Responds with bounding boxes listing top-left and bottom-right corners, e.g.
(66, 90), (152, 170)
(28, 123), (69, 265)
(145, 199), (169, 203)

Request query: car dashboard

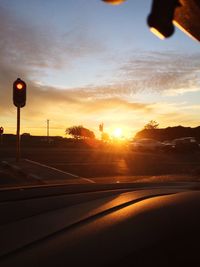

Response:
(0, 182), (199, 266)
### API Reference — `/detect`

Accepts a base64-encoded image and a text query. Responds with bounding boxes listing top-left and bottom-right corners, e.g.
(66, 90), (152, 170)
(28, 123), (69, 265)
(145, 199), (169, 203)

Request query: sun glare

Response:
(113, 128), (122, 138)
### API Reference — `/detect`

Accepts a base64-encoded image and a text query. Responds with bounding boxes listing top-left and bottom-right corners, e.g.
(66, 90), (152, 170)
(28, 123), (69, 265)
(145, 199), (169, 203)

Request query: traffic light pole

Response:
(16, 106), (21, 162)
(13, 78), (26, 162)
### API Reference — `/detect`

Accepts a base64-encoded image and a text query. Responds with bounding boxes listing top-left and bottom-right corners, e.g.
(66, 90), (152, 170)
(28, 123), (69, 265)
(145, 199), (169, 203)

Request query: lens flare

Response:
(102, 0), (126, 5)
(113, 128), (122, 138)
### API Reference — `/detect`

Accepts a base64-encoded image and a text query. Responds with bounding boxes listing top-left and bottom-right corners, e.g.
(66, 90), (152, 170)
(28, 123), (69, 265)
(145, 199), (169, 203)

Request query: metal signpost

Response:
(13, 78), (27, 162)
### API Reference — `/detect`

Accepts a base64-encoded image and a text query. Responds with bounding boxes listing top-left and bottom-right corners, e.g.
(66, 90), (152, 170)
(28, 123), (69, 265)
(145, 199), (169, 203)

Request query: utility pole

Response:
(47, 119), (50, 144)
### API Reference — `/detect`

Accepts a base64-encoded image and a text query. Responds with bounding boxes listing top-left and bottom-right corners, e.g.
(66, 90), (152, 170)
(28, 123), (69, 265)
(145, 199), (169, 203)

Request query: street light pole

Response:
(47, 119), (50, 143)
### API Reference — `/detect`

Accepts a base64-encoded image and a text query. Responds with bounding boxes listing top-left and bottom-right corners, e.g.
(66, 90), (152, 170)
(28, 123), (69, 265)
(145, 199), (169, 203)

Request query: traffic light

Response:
(0, 127), (3, 135)
(13, 78), (26, 108)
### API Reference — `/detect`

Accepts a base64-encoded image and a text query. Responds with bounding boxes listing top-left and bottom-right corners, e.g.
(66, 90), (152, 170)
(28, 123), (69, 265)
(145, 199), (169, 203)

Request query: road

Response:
(1, 145), (200, 184)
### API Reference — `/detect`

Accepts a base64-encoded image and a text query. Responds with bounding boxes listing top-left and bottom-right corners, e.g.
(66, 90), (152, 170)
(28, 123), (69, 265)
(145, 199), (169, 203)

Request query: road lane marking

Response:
(52, 162), (120, 166)
(80, 178), (96, 183)
(25, 159), (95, 184)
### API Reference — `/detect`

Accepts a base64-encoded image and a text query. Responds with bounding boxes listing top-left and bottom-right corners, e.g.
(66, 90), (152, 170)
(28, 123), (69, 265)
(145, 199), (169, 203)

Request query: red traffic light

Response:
(16, 83), (24, 90)
(13, 78), (27, 108)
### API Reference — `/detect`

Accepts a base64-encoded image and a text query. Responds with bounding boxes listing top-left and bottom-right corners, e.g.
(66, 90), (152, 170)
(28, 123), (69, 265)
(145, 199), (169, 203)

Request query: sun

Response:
(113, 128), (122, 138)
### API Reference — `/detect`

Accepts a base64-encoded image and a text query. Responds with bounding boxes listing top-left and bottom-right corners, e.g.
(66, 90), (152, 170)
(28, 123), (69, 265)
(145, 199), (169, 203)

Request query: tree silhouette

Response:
(65, 125), (95, 139)
(144, 120), (159, 130)
(135, 125), (200, 142)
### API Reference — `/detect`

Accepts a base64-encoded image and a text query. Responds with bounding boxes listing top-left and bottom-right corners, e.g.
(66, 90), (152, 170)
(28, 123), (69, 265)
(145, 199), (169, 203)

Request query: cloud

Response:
(20, 83), (153, 119)
(117, 51), (200, 95)
(0, 7), (61, 73)
(0, 3), (105, 78)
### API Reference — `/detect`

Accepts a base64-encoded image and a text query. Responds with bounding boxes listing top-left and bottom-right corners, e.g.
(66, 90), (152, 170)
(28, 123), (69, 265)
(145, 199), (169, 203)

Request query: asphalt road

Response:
(1, 145), (200, 182)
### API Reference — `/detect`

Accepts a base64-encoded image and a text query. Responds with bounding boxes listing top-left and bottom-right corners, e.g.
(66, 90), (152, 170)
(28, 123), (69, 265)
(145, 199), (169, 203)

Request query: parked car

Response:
(162, 140), (176, 152)
(173, 137), (199, 152)
(130, 138), (164, 151)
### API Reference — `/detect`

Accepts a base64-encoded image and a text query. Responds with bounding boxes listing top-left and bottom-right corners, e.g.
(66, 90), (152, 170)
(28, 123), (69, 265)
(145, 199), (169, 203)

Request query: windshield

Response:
(1, 0), (200, 188)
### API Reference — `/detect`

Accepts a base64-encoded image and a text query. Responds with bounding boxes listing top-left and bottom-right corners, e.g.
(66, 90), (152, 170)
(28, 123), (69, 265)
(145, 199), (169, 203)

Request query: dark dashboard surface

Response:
(0, 183), (199, 266)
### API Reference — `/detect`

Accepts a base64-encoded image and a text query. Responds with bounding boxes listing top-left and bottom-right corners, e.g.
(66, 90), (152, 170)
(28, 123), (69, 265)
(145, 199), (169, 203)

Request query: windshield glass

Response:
(0, 0), (200, 188)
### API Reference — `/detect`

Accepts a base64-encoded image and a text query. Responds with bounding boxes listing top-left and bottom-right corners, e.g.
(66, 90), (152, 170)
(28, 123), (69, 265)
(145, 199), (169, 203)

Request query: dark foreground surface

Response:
(0, 182), (199, 266)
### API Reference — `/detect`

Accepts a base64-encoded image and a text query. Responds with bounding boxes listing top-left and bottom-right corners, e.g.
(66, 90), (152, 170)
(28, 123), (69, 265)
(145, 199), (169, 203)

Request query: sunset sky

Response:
(0, 0), (200, 139)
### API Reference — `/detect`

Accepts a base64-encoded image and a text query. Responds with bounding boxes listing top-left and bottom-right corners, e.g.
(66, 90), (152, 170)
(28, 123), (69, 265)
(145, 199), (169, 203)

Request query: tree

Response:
(144, 120), (159, 130)
(65, 125), (95, 139)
